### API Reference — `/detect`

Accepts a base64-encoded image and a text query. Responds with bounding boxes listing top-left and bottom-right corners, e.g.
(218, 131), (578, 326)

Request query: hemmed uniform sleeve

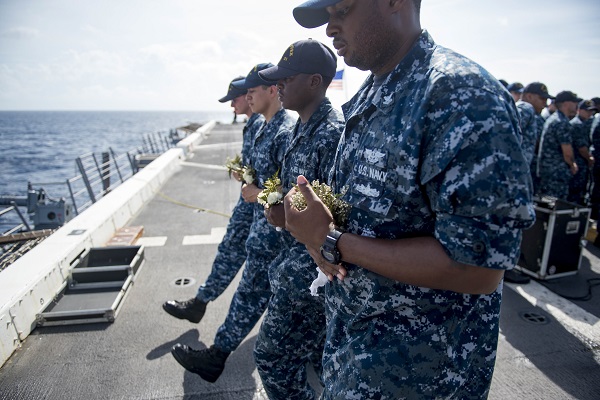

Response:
(422, 86), (534, 270)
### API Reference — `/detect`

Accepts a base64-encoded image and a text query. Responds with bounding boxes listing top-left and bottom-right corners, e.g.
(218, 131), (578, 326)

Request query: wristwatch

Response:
(320, 229), (343, 264)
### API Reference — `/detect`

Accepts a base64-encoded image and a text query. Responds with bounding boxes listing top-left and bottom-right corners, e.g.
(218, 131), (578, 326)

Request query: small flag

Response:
(329, 69), (344, 90)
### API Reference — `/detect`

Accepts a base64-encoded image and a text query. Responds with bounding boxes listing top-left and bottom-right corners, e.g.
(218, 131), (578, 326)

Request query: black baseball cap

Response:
(293, 0), (340, 28)
(523, 82), (555, 99)
(218, 76), (246, 103)
(579, 100), (597, 111)
(555, 90), (582, 104)
(591, 97), (600, 108)
(507, 82), (524, 93)
(259, 39), (337, 81)
(232, 63), (278, 90)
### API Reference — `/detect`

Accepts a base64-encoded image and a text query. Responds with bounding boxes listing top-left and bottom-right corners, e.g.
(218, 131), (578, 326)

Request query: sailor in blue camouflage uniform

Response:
(163, 76), (264, 322)
(531, 112), (546, 192)
(568, 99), (596, 205)
(285, 1), (535, 398)
(590, 99), (600, 218)
(520, 82), (555, 195)
(171, 64), (295, 383)
(538, 90), (582, 199)
(196, 86), (265, 303)
(515, 97), (539, 166)
(252, 39), (344, 400)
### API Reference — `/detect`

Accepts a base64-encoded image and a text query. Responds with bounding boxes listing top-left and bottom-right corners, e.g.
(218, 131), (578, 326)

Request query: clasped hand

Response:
(241, 183), (260, 203)
(284, 175), (347, 281)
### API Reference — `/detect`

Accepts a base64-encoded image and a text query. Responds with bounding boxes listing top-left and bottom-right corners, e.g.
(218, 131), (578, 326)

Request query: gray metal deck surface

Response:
(1, 122), (599, 399)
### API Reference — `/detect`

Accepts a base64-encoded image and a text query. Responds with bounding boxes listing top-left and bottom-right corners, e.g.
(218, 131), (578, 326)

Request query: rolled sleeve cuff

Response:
(435, 214), (522, 270)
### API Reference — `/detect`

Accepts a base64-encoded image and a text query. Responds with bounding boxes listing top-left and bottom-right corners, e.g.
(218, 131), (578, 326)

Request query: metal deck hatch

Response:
(36, 245), (144, 326)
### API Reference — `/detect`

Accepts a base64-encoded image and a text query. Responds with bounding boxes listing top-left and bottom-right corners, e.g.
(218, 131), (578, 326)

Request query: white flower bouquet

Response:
(257, 171), (283, 209)
(290, 180), (351, 227)
(241, 166), (256, 185)
(225, 154), (255, 184)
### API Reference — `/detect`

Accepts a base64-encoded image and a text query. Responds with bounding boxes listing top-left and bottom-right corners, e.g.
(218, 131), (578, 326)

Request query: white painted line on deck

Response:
(181, 161), (228, 171)
(182, 227), (227, 245)
(194, 141), (243, 150)
(506, 281), (600, 346)
(136, 236), (168, 247)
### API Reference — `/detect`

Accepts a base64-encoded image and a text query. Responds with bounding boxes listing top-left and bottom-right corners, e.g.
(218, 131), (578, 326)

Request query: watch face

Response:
(322, 250), (335, 262)
(321, 229), (342, 264)
(320, 246), (339, 264)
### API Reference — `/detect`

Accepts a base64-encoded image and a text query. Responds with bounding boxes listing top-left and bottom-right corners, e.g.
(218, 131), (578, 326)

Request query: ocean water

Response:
(0, 110), (232, 231)
(0, 110), (232, 196)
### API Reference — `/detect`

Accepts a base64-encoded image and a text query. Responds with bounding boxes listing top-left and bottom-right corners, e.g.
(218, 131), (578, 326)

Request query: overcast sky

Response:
(1, 0), (599, 112)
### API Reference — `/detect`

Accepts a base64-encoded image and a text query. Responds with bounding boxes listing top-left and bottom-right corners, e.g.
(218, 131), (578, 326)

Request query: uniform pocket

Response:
(349, 147), (398, 217)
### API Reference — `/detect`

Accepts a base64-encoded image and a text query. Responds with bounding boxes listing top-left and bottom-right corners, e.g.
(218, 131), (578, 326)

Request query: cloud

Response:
(497, 17), (509, 27)
(63, 49), (132, 78)
(1, 26), (39, 39)
(140, 41), (223, 64)
(82, 24), (103, 36)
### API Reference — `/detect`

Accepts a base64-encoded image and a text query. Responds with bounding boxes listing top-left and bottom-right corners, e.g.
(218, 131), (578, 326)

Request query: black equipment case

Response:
(516, 197), (590, 280)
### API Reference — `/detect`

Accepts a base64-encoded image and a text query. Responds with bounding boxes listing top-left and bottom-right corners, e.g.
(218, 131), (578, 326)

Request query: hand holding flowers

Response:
(289, 179), (351, 227)
(286, 177), (352, 295)
(257, 170), (283, 209)
(225, 154), (256, 184)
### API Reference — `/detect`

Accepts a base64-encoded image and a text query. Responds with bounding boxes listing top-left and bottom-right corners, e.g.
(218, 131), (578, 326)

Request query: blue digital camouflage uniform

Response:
(568, 114), (594, 205)
(254, 98), (344, 400)
(516, 100), (539, 166)
(530, 113), (545, 194)
(592, 114), (600, 158)
(213, 108), (295, 353)
(538, 110), (574, 199)
(591, 114), (600, 218)
(322, 31), (534, 399)
(196, 113), (264, 302)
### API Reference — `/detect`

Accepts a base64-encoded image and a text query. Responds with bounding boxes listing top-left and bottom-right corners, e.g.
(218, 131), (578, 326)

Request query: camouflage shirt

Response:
(249, 108), (296, 188)
(538, 110), (573, 183)
(280, 98), (344, 191)
(516, 100), (539, 165)
(322, 31), (535, 399)
(241, 113), (264, 166)
(592, 114), (600, 159)
(570, 115), (593, 152)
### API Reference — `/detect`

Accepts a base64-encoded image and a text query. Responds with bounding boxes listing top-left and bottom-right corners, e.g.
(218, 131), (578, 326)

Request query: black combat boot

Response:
(171, 344), (230, 382)
(162, 297), (206, 323)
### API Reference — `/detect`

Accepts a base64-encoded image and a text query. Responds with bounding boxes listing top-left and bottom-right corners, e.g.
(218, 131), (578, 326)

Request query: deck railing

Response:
(0, 129), (182, 268)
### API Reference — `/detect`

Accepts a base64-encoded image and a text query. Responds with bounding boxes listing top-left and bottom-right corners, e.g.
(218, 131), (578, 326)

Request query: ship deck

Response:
(0, 122), (599, 399)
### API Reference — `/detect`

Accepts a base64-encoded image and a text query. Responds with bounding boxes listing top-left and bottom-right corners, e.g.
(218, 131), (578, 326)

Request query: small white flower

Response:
(242, 170), (254, 184)
(267, 191), (282, 204)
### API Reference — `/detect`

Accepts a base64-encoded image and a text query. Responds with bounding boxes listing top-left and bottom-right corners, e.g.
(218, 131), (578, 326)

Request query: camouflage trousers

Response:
(213, 207), (282, 353)
(320, 283), (501, 399)
(254, 244), (326, 400)
(196, 195), (253, 303)
(539, 174), (570, 200)
(568, 163), (590, 205)
(591, 164), (600, 219)
(530, 158), (541, 196)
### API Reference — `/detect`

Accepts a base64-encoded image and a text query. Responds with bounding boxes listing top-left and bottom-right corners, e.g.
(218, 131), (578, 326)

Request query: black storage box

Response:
(37, 245), (144, 326)
(516, 197), (590, 280)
